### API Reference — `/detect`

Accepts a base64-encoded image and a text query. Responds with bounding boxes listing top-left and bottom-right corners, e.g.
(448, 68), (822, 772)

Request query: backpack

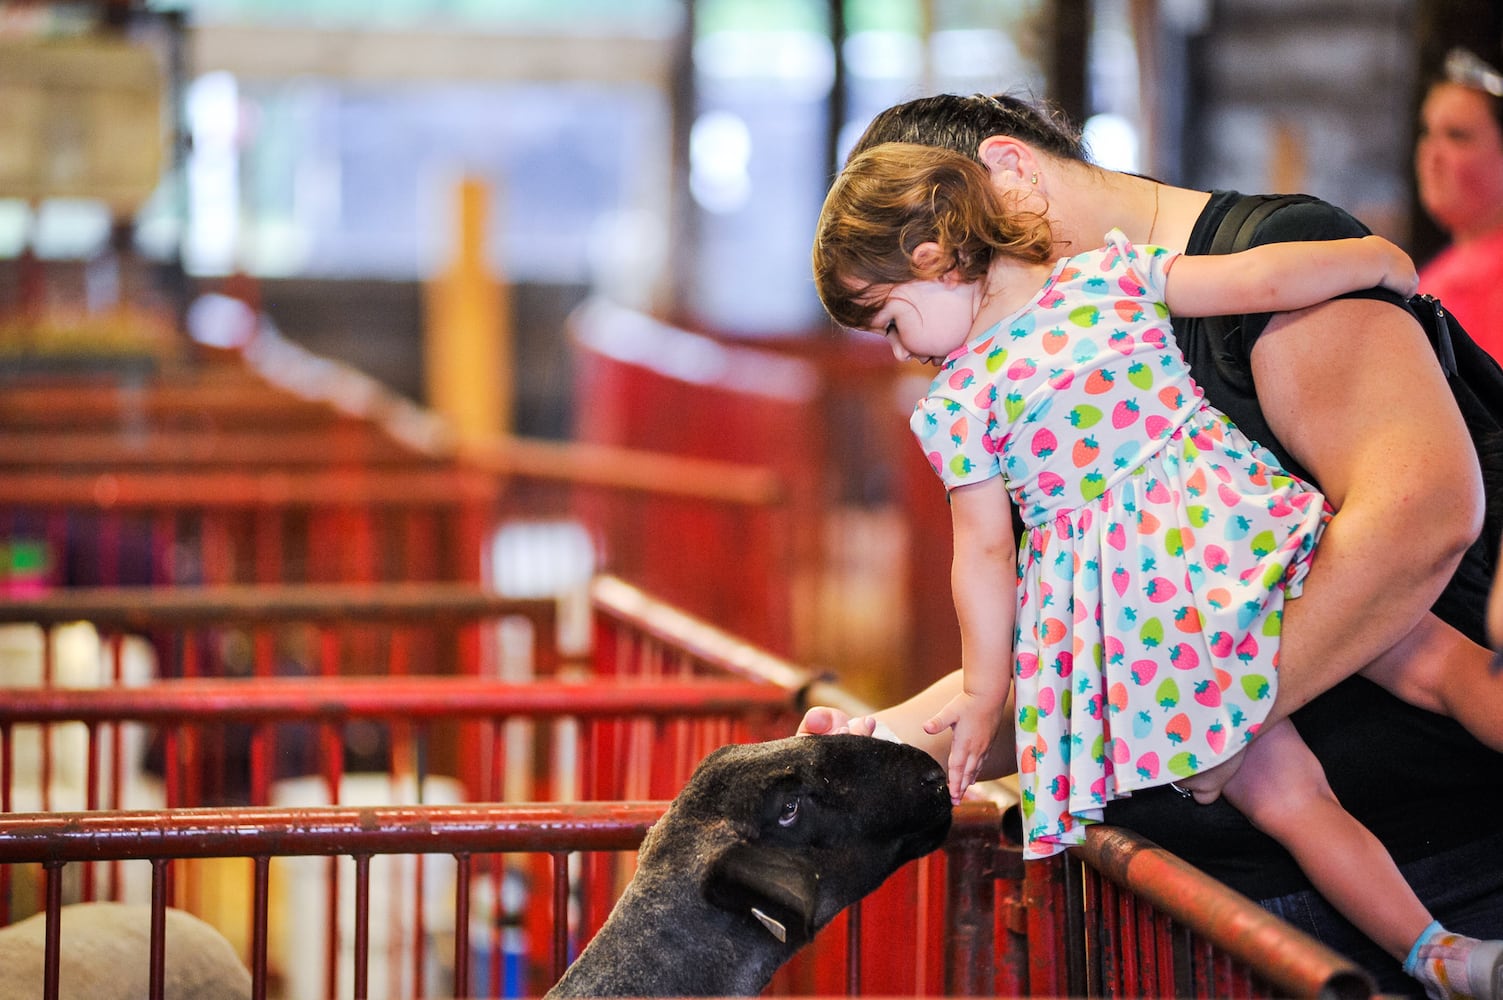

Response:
(1200, 193), (1503, 559)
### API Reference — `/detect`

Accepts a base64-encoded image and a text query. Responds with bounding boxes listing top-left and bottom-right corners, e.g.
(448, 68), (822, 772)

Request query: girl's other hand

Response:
(1362, 235), (1419, 297)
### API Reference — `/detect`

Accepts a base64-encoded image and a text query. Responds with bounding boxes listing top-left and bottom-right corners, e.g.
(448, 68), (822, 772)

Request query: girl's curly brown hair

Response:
(812, 142), (1057, 331)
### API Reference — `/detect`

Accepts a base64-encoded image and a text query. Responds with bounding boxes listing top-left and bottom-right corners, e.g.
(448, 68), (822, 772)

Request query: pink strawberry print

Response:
(1037, 685), (1056, 717)
(1007, 358), (1038, 380)
(1107, 522), (1127, 550)
(1052, 651), (1074, 678)
(1129, 658), (1156, 685)
(1145, 576), (1177, 603)
(948, 367), (975, 390)
(1205, 720), (1227, 755)
(1112, 398), (1141, 428)
(1192, 679), (1221, 707)
(1107, 329), (1135, 353)
(1203, 545), (1230, 573)
(1016, 651), (1040, 679)
(1111, 566), (1129, 596)
(1169, 642), (1200, 671)
(1038, 471), (1066, 497)
(1047, 368), (1074, 390)
(1136, 751), (1161, 781)
(1031, 428), (1057, 458)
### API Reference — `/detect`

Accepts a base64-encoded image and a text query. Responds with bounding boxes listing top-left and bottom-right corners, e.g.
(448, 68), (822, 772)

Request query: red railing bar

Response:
(0, 582), (557, 627)
(591, 577), (856, 702)
(1073, 825), (1373, 999)
(0, 676), (794, 723)
(0, 469), (500, 508)
(0, 800), (999, 863)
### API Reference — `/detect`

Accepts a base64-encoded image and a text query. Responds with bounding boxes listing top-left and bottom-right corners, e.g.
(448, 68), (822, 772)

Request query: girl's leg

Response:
(1221, 719), (1429, 958)
(1358, 614), (1503, 752)
(1221, 720), (1503, 1000)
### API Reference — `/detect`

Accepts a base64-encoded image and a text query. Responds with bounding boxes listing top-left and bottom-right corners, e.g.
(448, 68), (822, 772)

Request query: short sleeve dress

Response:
(910, 230), (1331, 859)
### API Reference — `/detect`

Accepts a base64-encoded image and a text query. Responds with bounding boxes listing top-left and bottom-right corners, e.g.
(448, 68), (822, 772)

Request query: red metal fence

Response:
(0, 359), (1375, 999)
(0, 575), (1375, 1000)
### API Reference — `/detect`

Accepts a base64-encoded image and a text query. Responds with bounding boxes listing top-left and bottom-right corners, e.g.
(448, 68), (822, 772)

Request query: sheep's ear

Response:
(702, 843), (818, 948)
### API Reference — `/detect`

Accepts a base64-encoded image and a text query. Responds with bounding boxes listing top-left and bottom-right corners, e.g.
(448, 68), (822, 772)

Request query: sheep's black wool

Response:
(545, 734), (952, 998)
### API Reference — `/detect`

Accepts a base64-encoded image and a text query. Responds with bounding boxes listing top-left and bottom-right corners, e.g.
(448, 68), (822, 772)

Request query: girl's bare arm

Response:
(1162, 235), (1418, 318)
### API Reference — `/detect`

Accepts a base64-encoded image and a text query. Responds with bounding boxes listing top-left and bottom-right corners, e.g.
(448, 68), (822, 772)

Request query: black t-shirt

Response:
(1101, 190), (1503, 899)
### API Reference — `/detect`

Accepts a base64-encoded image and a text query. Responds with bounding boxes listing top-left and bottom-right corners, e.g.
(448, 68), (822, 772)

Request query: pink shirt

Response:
(1418, 225), (1503, 364)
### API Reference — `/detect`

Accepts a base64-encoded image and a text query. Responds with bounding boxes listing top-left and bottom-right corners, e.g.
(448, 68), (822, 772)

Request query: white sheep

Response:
(0, 902), (251, 1000)
(544, 733), (952, 998)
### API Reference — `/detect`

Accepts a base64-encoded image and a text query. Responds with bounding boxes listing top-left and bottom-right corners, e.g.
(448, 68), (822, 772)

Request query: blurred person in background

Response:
(1415, 47), (1503, 362)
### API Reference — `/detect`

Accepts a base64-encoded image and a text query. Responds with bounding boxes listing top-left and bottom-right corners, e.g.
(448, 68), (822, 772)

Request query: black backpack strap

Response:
(1200, 195), (1318, 393)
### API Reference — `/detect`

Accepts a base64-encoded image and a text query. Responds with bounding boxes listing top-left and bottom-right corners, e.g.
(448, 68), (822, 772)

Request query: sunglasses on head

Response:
(1445, 47), (1503, 99)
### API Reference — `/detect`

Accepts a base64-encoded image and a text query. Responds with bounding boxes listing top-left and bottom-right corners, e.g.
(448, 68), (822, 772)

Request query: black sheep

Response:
(545, 733), (952, 998)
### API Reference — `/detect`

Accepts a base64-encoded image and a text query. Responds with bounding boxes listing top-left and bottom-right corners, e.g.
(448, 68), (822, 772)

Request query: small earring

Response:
(1030, 172), (1038, 185)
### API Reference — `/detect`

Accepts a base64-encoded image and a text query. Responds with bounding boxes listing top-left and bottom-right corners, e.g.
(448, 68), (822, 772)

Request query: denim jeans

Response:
(1259, 830), (1503, 997)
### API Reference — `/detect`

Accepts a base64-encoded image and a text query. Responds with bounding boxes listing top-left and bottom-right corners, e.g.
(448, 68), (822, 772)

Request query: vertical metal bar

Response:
(453, 854), (472, 1000)
(353, 854), (371, 1000)
(252, 856), (270, 1000)
(845, 899), (862, 996)
(325, 856), (339, 1000)
(150, 858), (169, 1000)
(551, 851), (571, 985)
(1118, 883), (1139, 993)
(1083, 858), (1105, 996)
(163, 728), (180, 808)
(42, 861), (63, 1000)
(41, 624), (54, 812)
(82, 722), (98, 901)
(1067, 855), (1091, 997)
(412, 852), (427, 1000)
(489, 856), (504, 998)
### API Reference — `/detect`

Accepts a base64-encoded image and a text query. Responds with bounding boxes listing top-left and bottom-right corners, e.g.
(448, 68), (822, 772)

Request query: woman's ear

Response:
(977, 136), (1036, 189)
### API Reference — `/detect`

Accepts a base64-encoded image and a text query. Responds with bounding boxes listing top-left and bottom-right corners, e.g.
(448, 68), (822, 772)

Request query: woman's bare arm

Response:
(1251, 297), (1484, 726)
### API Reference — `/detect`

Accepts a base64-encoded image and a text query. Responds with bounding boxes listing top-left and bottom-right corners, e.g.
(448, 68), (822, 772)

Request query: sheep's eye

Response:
(778, 795), (801, 827)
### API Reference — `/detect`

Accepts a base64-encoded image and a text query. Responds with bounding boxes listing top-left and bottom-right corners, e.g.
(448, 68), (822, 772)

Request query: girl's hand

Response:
(1361, 235), (1419, 298)
(924, 691), (1004, 803)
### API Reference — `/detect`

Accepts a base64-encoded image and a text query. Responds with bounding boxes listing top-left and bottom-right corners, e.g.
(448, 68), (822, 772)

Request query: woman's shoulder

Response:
(1188, 191), (1372, 255)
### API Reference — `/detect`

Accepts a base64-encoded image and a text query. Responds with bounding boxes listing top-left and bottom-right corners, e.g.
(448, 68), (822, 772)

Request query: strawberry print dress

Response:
(910, 229), (1330, 859)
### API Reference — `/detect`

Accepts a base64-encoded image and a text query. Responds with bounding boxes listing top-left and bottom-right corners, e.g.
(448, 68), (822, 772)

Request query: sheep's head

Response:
(644, 734), (951, 949)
